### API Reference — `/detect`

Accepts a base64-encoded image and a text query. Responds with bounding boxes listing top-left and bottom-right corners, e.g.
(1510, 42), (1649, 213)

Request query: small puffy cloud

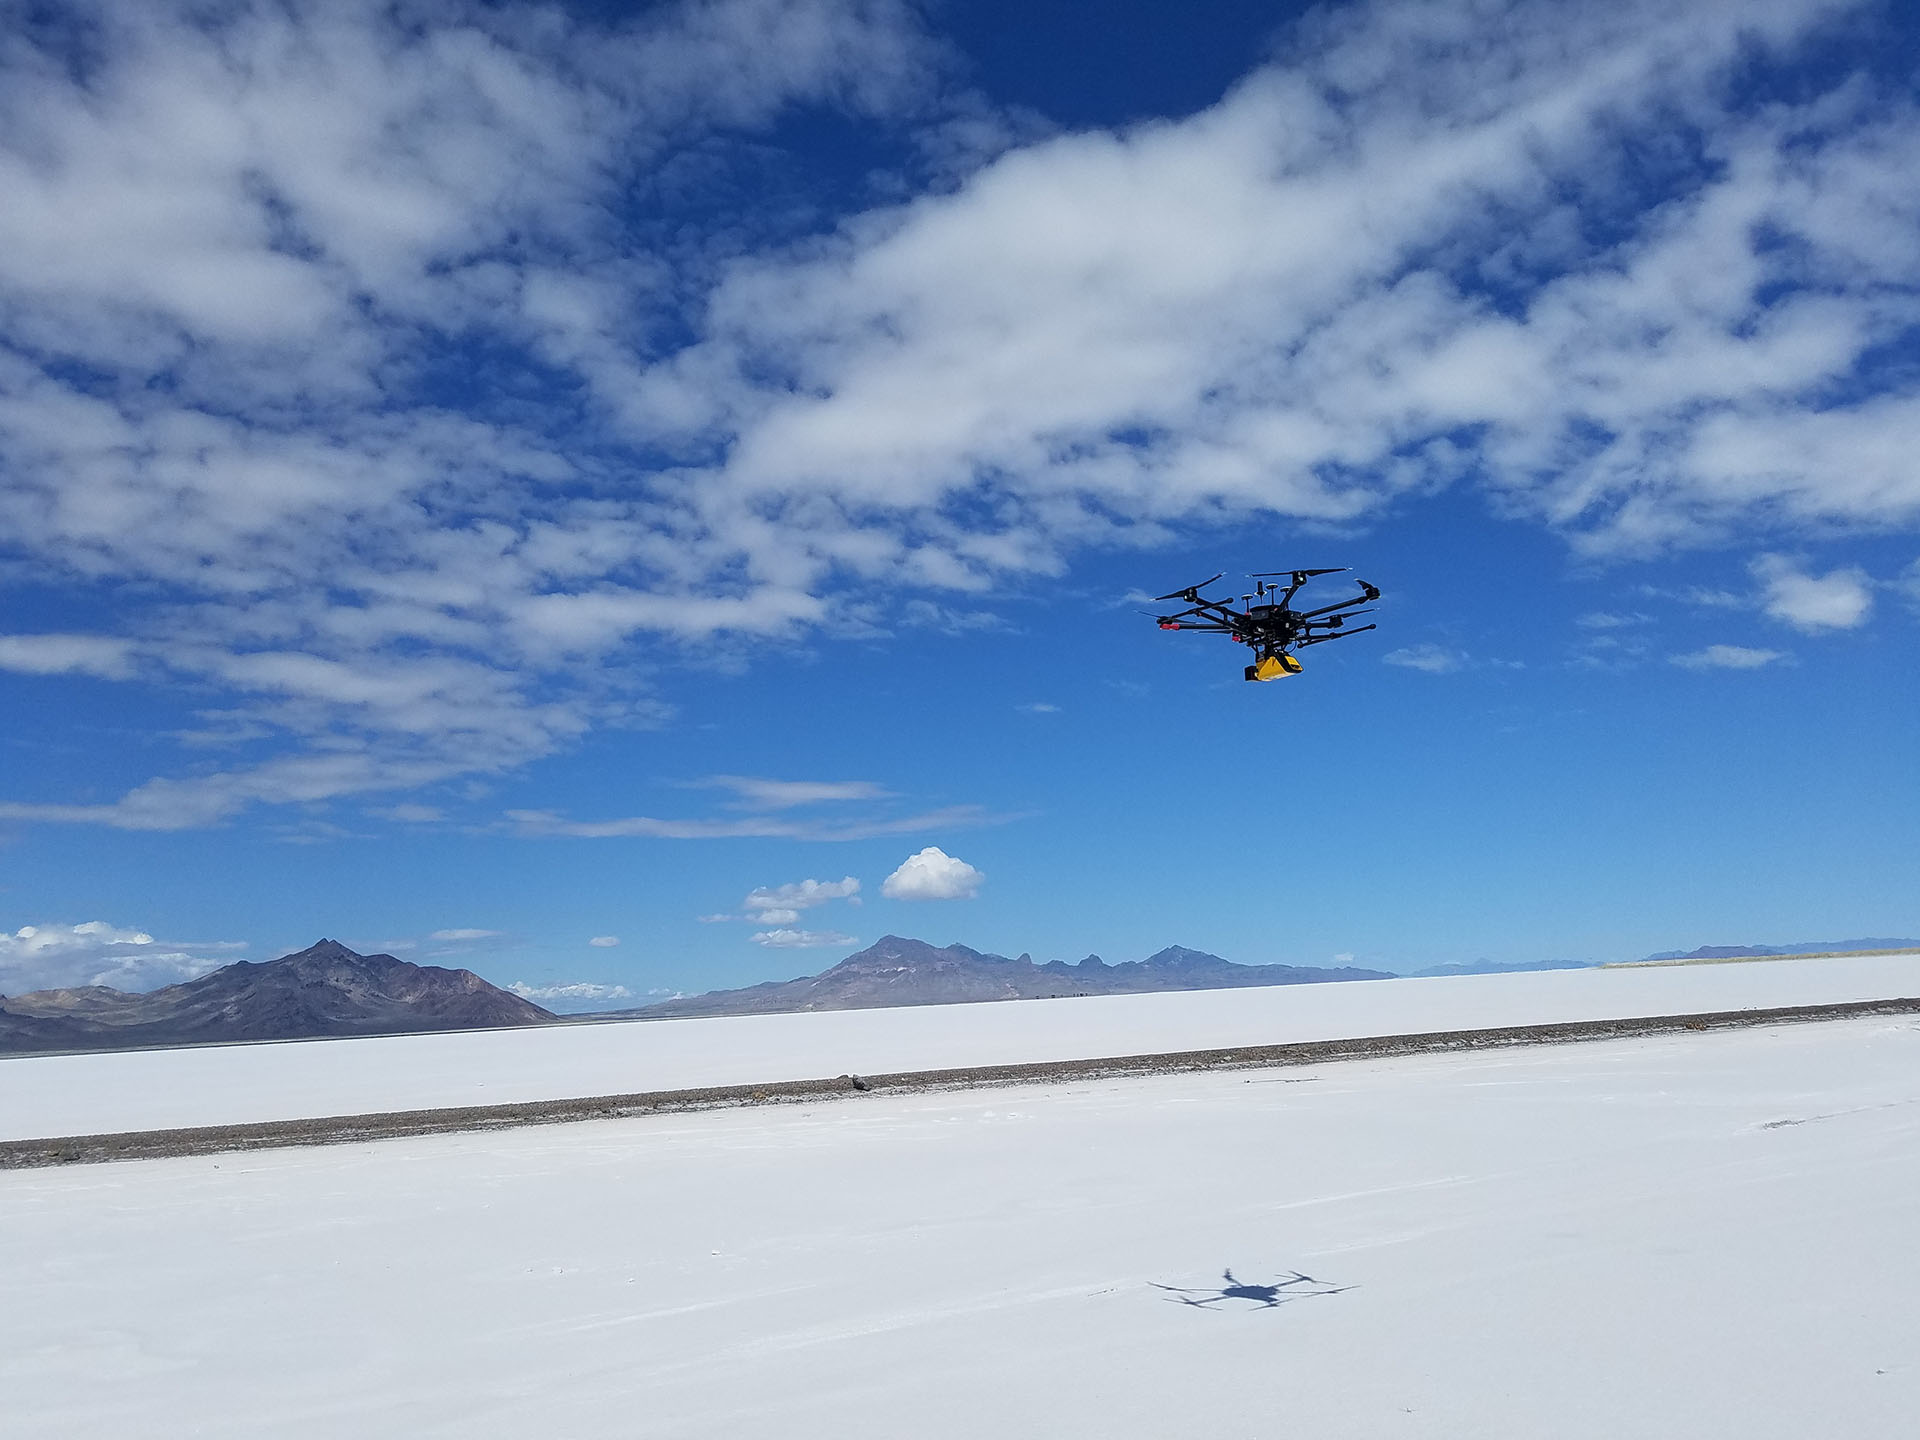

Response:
(0, 921), (243, 994)
(507, 980), (633, 1002)
(1383, 644), (1466, 674)
(429, 928), (502, 942)
(587, 935), (620, 947)
(744, 876), (860, 915)
(1753, 556), (1874, 632)
(1670, 645), (1787, 670)
(1017, 702), (1060, 714)
(882, 847), (983, 901)
(709, 876), (864, 924)
(751, 928), (858, 948)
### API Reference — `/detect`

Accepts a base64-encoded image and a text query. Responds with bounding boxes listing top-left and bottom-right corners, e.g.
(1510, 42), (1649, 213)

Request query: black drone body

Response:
(1153, 567), (1380, 681)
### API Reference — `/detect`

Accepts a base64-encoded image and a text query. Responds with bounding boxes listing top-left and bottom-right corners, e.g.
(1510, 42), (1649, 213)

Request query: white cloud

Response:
(0, 922), (244, 995)
(428, 928), (502, 942)
(1383, 644), (1466, 674)
(670, 0), (1920, 569)
(1575, 613), (1651, 630)
(703, 874), (862, 925)
(0, 734), (554, 831)
(0, 635), (138, 679)
(0, 0), (940, 829)
(1752, 555), (1875, 632)
(695, 777), (892, 809)
(1017, 702), (1060, 714)
(881, 846), (983, 900)
(3, 0), (1919, 830)
(506, 979), (635, 1012)
(750, 928), (858, 948)
(1670, 645), (1787, 670)
(587, 935), (621, 948)
(744, 876), (860, 913)
(1642, 584), (1749, 611)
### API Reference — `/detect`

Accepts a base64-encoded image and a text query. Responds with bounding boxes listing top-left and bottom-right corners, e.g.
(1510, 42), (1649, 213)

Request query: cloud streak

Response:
(507, 803), (991, 842)
(1670, 644), (1788, 670)
(750, 927), (858, 948)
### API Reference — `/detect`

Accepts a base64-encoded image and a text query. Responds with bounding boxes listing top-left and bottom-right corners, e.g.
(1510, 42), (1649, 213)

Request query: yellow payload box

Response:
(1246, 653), (1304, 681)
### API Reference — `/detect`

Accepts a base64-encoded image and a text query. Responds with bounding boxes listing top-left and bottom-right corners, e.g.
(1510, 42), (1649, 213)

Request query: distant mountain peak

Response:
(278, 937), (402, 967)
(297, 937), (362, 959)
(631, 935), (1391, 1019)
(0, 938), (553, 1055)
(1141, 945), (1225, 969)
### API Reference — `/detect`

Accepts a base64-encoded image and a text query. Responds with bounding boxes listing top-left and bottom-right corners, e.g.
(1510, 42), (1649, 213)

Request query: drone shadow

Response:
(1152, 1267), (1354, 1310)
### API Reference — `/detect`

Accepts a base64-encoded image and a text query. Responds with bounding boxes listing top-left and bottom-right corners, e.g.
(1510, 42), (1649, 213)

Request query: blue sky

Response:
(2, 0), (1917, 1006)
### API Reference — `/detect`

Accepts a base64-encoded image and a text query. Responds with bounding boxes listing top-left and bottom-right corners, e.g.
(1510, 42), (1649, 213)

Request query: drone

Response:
(1152, 567), (1380, 680)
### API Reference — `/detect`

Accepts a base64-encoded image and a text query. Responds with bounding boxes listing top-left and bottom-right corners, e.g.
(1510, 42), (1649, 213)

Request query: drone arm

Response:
(1296, 582), (1380, 619)
(1299, 607), (1374, 634)
(1157, 597), (1250, 628)
(1150, 572), (1225, 603)
(1295, 623), (1376, 648)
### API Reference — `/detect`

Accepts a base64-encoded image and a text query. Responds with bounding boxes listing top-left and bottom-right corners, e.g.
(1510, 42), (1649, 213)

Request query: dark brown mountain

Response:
(0, 939), (555, 1055)
(625, 935), (1391, 1019)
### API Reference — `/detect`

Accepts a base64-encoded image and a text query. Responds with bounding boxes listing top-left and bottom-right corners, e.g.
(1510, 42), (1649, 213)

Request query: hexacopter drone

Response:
(1152, 567), (1380, 680)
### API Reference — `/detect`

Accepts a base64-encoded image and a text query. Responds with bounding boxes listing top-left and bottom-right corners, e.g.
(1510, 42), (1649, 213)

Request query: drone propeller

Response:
(1249, 567), (1347, 579)
(1152, 573), (1223, 602)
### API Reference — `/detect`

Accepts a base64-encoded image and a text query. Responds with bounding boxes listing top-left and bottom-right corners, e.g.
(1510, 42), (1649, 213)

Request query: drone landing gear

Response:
(1246, 653), (1304, 681)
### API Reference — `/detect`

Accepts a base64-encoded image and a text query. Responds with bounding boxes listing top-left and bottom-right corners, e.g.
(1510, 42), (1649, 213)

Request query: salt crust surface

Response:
(2, 1015), (1916, 1438)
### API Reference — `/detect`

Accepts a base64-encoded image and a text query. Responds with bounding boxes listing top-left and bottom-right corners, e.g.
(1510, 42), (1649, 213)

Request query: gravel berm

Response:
(6, 996), (1917, 1170)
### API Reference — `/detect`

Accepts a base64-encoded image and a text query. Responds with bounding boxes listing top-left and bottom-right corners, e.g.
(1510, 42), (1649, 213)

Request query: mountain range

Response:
(5, 932), (1911, 1056)
(1640, 938), (1920, 961)
(620, 935), (1393, 1019)
(0, 939), (553, 1055)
